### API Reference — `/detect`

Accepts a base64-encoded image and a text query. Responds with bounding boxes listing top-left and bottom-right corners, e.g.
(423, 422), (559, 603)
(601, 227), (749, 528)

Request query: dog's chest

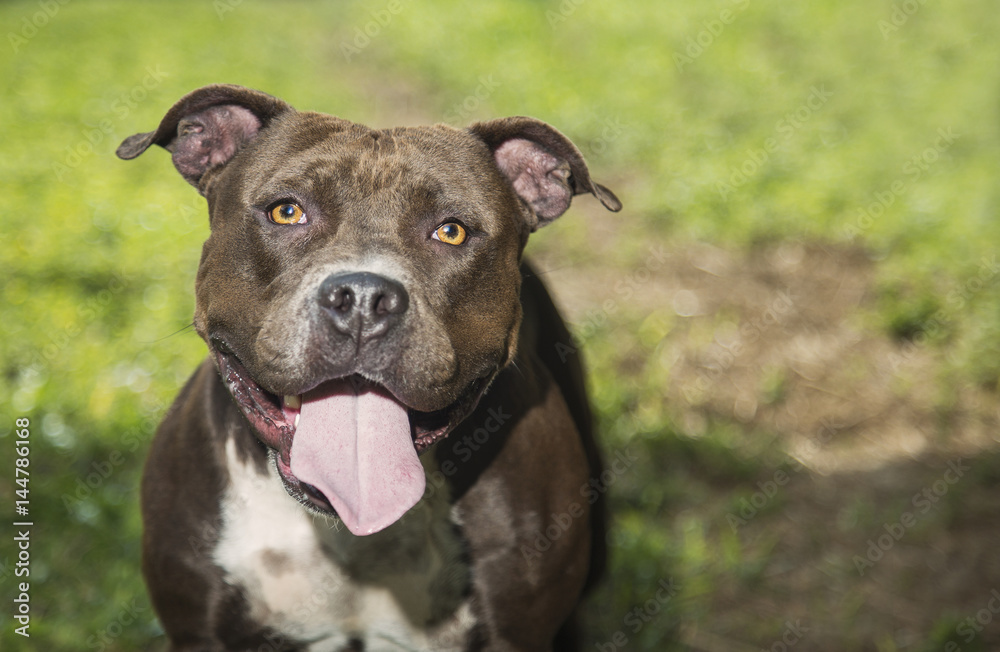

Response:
(213, 441), (475, 652)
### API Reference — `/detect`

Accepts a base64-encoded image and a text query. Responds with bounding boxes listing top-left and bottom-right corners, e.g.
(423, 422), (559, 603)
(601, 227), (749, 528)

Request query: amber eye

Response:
(433, 222), (467, 246)
(269, 202), (306, 225)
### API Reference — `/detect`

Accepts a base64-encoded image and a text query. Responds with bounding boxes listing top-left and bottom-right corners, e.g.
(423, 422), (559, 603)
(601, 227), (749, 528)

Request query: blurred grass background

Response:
(2, 1), (1000, 650)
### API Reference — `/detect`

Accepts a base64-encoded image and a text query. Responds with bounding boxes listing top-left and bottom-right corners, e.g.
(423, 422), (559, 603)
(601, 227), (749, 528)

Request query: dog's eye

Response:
(269, 202), (307, 225)
(433, 222), (467, 246)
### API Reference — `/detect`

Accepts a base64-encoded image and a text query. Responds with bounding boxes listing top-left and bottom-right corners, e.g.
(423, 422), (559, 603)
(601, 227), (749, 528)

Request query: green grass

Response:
(2, 1), (1000, 649)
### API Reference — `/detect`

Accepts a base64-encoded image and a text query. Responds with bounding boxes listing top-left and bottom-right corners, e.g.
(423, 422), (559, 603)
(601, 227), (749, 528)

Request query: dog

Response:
(117, 84), (621, 651)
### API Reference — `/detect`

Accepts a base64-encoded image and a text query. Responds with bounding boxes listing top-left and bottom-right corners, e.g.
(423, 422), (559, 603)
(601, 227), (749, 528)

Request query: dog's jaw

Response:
(212, 346), (493, 530)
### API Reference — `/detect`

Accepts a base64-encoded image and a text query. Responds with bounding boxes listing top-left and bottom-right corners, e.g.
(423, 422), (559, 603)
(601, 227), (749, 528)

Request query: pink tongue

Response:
(289, 379), (426, 535)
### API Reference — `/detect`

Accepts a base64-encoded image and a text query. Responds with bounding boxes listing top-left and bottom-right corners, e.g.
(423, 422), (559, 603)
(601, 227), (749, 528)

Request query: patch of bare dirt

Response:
(535, 222), (1000, 471)
(531, 216), (1000, 650)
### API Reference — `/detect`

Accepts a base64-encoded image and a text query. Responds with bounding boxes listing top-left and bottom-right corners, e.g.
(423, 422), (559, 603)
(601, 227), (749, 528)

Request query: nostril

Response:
(375, 283), (408, 317)
(332, 287), (354, 312)
(318, 272), (409, 338)
(375, 292), (399, 315)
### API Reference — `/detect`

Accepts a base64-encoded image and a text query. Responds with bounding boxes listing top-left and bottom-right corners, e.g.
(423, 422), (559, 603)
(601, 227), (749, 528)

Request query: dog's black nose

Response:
(318, 272), (409, 341)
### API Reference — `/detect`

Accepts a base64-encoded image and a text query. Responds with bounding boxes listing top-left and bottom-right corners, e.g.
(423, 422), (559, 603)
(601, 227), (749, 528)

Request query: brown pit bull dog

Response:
(117, 84), (621, 652)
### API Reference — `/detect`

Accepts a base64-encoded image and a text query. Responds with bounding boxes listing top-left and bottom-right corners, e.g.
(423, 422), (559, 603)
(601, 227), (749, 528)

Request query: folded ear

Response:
(468, 117), (622, 231)
(116, 84), (293, 191)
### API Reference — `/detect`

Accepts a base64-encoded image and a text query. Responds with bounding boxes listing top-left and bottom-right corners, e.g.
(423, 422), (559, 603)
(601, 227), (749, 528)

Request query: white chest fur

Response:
(213, 440), (475, 651)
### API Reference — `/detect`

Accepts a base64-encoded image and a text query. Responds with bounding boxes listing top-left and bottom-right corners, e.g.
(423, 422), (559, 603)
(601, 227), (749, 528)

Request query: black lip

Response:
(214, 348), (291, 453)
(299, 478), (336, 512)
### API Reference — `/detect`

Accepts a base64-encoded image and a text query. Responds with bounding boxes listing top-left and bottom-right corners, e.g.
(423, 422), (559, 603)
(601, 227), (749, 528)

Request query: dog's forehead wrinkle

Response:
(282, 110), (356, 143)
(253, 124), (491, 223)
(350, 156), (411, 200)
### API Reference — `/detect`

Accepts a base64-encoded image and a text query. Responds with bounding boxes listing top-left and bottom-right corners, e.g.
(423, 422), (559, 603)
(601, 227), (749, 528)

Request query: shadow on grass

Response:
(578, 428), (1000, 652)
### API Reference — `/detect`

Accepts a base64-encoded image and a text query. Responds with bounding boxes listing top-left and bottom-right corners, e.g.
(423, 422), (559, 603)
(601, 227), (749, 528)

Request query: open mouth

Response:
(214, 347), (488, 535)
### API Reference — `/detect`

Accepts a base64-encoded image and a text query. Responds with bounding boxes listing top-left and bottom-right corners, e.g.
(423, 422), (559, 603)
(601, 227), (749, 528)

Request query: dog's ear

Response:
(116, 84), (293, 191)
(469, 117), (622, 231)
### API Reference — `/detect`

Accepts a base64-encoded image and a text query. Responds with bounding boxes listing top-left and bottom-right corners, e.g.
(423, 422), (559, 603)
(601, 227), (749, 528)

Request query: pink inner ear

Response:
(494, 138), (572, 221)
(206, 106), (262, 166)
(171, 104), (262, 186)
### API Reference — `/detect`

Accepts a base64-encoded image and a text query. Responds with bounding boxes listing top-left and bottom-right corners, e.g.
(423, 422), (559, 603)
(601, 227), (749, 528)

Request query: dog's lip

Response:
(213, 346), (491, 518)
(273, 452), (336, 514)
(212, 346), (490, 458)
(214, 347), (293, 454)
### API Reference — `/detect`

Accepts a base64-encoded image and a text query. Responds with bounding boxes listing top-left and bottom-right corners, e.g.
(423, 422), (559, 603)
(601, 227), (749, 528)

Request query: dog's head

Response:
(119, 84), (620, 535)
